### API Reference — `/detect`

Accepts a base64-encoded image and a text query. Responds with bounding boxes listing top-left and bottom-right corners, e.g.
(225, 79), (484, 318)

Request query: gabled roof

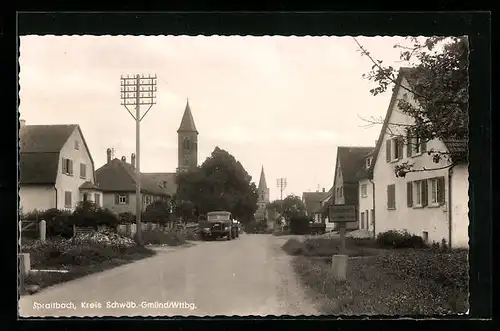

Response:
(336, 146), (374, 184)
(258, 166), (267, 190)
(302, 191), (330, 214)
(95, 159), (168, 196)
(20, 124), (96, 185)
(177, 99), (198, 133)
(142, 172), (177, 196)
(370, 67), (468, 176)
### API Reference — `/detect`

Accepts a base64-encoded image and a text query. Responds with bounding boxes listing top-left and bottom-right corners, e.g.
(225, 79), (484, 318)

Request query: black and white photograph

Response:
(17, 31), (470, 317)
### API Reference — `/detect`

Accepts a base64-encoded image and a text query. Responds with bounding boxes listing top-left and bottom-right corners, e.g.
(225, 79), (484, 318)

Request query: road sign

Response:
(328, 204), (357, 223)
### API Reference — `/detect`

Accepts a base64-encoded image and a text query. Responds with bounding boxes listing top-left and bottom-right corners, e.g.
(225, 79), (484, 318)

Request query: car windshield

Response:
(207, 214), (230, 221)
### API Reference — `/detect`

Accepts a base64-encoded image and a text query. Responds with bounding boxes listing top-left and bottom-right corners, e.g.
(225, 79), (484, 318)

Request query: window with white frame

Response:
(117, 194), (128, 205)
(61, 158), (73, 175)
(386, 137), (403, 162)
(414, 180), (423, 206)
(94, 193), (101, 207)
(361, 184), (367, 198)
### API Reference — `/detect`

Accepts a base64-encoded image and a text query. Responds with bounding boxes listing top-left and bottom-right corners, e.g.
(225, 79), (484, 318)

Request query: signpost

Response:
(328, 204), (357, 280)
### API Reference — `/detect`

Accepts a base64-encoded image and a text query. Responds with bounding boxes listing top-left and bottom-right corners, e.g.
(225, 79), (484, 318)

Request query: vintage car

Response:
(200, 211), (239, 241)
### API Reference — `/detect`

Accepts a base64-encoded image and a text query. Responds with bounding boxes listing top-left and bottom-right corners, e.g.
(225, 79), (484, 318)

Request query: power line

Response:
(120, 74), (157, 245)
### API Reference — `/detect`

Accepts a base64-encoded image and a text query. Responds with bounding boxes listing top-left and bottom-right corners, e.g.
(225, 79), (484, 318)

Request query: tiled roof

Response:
(177, 99), (198, 133)
(79, 181), (101, 190)
(142, 173), (177, 196)
(20, 125), (77, 153)
(19, 124), (95, 185)
(337, 146), (374, 184)
(302, 191), (330, 214)
(371, 68), (468, 173)
(95, 159), (169, 196)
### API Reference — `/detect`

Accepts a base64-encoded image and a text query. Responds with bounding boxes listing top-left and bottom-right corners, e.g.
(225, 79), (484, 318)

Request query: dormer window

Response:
(366, 157), (372, 169)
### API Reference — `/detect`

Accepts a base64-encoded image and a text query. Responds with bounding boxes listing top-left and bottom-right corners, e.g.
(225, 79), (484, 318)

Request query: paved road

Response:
(19, 234), (321, 317)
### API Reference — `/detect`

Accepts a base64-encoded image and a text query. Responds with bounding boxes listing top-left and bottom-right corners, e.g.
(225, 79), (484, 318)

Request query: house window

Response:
(386, 138), (403, 162)
(117, 194), (128, 205)
(360, 212), (365, 229)
(366, 157), (372, 169)
(80, 163), (86, 178)
(61, 158), (73, 175)
(361, 184), (367, 198)
(414, 180), (422, 206)
(428, 176), (445, 206)
(64, 191), (72, 208)
(387, 184), (396, 209)
(95, 193), (101, 207)
(75, 140), (79, 150)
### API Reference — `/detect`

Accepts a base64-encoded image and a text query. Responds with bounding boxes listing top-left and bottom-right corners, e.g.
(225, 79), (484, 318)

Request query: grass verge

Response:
(284, 237), (469, 315)
(21, 236), (157, 294)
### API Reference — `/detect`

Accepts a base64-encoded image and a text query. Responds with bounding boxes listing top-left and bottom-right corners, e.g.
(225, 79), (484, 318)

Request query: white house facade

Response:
(371, 68), (469, 248)
(357, 153), (375, 234)
(19, 121), (101, 214)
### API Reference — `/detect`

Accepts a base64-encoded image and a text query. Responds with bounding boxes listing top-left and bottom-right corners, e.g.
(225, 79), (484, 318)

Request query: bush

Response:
(21, 208), (74, 239)
(282, 238), (306, 255)
(139, 229), (186, 246)
(72, 201), (120, 229)
(289, 215), (310, 235)
(119, 212), (136, 224)
(376, 230), (427, 249)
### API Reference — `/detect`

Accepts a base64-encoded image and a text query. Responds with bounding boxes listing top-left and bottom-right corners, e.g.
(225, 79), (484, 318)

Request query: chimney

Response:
(322, 188), (325, 192)
(20, 119), (26, 128)
(121, 156), (126, 162)
(106, 148), (112, 163)
(131, 153), (136, 169)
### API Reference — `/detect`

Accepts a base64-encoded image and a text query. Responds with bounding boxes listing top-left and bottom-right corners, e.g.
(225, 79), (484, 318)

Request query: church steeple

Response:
(177, 98), (199, 172)
(258, 166), (267, 190)
(177, 98), (198, 134)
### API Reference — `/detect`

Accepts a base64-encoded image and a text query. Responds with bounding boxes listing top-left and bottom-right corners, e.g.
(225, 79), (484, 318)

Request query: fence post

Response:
(73, 224), (76, 237)
(39, 220), (46, 242)
(18, 220), (22, 246)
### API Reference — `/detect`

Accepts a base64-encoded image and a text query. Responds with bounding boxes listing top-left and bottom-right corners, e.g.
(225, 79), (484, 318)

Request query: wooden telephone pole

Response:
(120, 74), (157, 244)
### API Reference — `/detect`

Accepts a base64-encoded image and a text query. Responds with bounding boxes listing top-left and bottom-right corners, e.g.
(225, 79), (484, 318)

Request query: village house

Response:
(329, 146), (375, 231)
(302, 189), (329, 223)
(19, 120), (102, 213)
(371, 67), (468, 248)
(94, 150), (172, 215)
(318, 187), (333, 223)
(356, 149), (376, 234)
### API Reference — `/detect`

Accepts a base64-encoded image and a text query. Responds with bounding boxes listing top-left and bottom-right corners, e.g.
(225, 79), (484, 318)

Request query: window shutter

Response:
(407, 182), (413, 207)
(392, 185), (396, 209)
(406, 134), (412, 157)
(397, 138), (404, 160)
(421, 140), (427, 153)
(437, 176), (446, 205)
(62, 158), (67, 174)
(386, 140), (391, 162)
(125, 194), (130, 204)
(115, 194), (119, 204)
(69, 159), (73, 175)
(422, 180), (428, 207)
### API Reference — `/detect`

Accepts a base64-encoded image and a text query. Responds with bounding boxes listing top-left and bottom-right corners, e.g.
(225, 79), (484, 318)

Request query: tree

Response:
(281, 194), (307, 221)
(176, 146), (259, 224)
(354, 36), (468, 177)
(141, 199), (172, 225)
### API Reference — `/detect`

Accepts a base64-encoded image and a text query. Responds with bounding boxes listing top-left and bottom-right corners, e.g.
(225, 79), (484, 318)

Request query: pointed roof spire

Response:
(258, 165), (267, 189)
(177, 98), (198, 134)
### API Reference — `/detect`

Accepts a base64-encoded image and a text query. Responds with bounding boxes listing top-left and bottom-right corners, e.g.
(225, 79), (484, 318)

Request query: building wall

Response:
(358, 178), (374, 233)
(55, 128), (96, 211)
(451, 164), (469, 248)
(178, 132), (198, 172)
(102, 192), (164, 215)
(19, 185), (56, 213)
(79, 190), (104, 208)
(373, 78), (464, 245)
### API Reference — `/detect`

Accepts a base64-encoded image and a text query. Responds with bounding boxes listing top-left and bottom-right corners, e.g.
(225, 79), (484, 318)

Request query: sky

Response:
(19, 35), (414, 201)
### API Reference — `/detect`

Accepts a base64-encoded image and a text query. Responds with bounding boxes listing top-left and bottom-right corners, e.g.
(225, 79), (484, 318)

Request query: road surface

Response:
(19, 234), (321, 317)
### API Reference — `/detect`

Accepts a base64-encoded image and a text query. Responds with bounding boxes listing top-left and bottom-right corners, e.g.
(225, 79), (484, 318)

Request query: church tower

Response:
(177, 99), (198, 173)
(257, 166), (270, 210)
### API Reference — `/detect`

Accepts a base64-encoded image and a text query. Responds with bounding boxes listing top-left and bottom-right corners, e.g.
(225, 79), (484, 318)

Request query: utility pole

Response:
(120, 74), (157, 245)
(276, 177), (287, 220)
